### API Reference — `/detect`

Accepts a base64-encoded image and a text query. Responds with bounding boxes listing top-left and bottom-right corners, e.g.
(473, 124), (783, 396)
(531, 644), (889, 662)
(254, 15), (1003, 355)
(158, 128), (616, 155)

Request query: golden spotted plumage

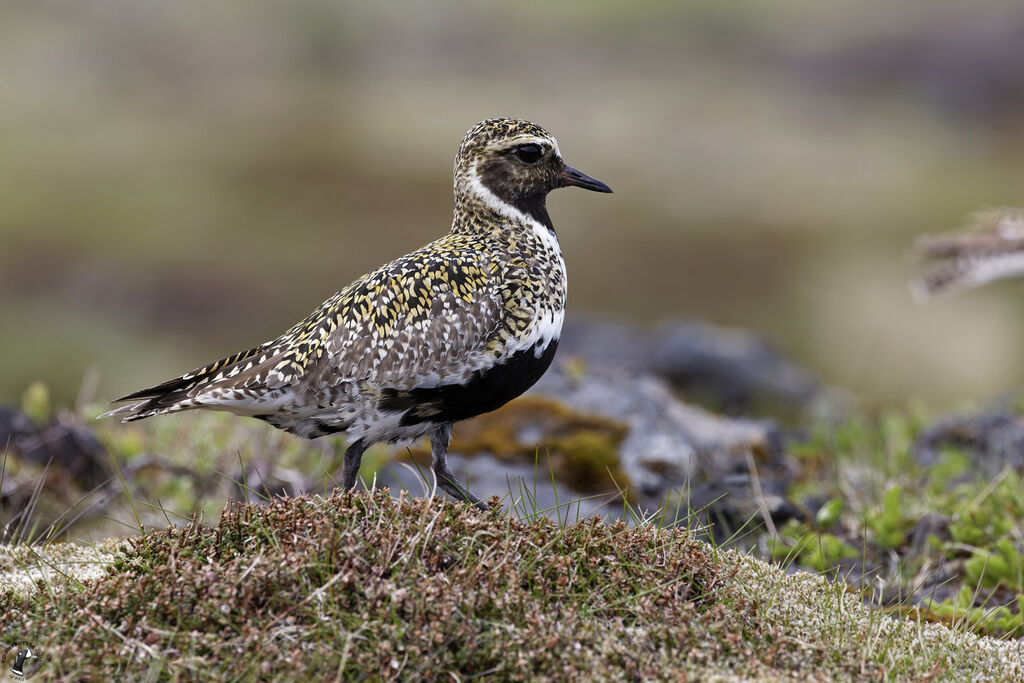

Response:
(103, 117), (611, 507)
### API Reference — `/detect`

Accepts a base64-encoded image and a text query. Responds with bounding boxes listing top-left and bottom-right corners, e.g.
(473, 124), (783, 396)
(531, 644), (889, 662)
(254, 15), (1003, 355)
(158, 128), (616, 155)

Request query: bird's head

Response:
(453, 117), (611, 229)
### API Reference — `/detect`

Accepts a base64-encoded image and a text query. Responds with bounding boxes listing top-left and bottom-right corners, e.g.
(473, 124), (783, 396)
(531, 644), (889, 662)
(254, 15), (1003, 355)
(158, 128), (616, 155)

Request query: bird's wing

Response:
(294, 246), (514, 391)
(102, 240), (522, 421)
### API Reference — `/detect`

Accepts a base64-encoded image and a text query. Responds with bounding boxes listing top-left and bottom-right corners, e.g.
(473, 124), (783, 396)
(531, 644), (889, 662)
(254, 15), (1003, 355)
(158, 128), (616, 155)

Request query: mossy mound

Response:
(5, 491), (1024, 680)
(3, 492), (747, 679)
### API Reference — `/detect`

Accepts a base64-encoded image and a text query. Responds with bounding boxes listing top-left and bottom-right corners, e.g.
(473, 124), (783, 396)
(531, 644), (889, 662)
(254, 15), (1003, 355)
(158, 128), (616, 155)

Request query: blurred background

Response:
(3, 0), (1024, 410)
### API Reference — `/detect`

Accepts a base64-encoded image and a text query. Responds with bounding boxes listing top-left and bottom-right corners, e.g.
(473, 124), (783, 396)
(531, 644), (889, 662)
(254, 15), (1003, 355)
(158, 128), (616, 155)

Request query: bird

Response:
(10, 647), (36, 678)
(912, 207), (1024, 300)
(102, 117), (612, 509)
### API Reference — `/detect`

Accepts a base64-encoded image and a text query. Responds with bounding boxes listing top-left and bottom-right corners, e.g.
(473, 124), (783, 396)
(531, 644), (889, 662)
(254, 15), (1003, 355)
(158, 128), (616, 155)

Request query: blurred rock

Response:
(400, 353), (800, 528)
(1, 406), (110, 490)
(0, 406), (36, 448)
(532, 366), (699, 500)
(913, 406), (1024, 475)
(687, 474), (805, 543)
(0, 406), (112, 542)
(538, 321), (807, 531)
(377, 451), (614, 522)
(790, 9), (1024, 121)
(909, 512), (952, 554)
(647, 321), (822, 415)
(558, 317), (826, 417)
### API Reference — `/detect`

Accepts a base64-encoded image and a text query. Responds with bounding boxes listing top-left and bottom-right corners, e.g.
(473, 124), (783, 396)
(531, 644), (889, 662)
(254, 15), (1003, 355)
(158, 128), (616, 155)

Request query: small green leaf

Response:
(816, 498), (844, 528)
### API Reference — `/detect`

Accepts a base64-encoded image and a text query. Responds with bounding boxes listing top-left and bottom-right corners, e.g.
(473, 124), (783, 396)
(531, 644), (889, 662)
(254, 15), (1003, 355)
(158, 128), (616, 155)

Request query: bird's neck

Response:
(451, 188), (556, 236)
(452, 164), (557, 232)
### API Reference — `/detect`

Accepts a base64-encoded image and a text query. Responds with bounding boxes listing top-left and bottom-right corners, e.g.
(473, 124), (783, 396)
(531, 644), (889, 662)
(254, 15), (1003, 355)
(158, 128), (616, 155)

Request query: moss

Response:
(552, 431), (626, 492)
(6, 492), (1023, 680)
(2, 492), (751, 680)
(404, 395), (631, 493)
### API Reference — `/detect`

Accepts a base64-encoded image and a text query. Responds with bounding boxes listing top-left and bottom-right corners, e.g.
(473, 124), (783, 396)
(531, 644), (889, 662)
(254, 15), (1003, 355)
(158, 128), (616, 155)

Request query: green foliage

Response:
(777, 409), (1024, 639)
(867, 485), (913, 549)
(949, 471), (1024, 548)
(20, 381), (51, 424)
(964, 538), (1024, 593)
(927, 586), (1024, 639)
(814, 497), (844, 529)
(769, 520), (858, 573)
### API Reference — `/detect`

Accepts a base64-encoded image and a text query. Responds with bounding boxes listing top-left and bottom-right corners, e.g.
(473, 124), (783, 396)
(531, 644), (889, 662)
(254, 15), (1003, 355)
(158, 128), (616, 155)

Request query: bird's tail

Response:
(100, 343), (265, 422)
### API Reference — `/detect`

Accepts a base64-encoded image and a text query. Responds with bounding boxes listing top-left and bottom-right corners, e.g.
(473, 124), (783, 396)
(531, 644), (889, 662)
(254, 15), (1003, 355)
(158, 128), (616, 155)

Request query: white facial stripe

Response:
(467, 163), (563, 260)
(466, 164), (532, 224)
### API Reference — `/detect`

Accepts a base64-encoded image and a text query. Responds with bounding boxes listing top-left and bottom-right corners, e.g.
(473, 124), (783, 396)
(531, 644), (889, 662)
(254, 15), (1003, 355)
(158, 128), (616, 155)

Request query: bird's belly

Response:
(378, 338), (559, 428)
(252, 332), (561, 443)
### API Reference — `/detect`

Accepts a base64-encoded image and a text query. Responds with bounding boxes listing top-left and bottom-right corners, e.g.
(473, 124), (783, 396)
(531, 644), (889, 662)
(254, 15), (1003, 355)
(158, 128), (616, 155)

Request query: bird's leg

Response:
(341, 440), (367, 491)
(430, 423), (487, 510)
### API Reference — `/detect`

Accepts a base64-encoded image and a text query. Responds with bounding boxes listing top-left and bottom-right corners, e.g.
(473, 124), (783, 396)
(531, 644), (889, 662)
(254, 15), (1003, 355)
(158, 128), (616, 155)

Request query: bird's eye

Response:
(514, 144), (544, 164)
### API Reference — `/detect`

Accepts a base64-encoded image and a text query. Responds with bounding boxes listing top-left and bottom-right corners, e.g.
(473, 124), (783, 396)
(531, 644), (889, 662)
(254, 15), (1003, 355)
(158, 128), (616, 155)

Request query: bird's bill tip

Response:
(559, 166), (612, 193)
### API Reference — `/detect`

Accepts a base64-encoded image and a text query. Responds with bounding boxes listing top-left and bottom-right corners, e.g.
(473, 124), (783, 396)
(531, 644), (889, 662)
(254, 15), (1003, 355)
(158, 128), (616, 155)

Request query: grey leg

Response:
(430, 423), (487, 510)
(342, 440), (367, 490)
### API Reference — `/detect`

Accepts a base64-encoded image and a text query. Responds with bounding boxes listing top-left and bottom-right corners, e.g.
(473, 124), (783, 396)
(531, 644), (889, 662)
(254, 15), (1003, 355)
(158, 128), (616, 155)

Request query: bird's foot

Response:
(434, 468), (488, 511)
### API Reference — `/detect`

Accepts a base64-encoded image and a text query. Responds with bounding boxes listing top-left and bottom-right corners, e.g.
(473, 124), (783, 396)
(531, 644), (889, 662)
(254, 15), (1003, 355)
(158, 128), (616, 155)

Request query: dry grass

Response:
(3, 490), (1023, 681)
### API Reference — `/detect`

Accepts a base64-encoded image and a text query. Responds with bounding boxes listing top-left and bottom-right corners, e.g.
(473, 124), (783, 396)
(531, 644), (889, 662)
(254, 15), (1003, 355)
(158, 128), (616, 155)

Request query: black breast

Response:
(379, 339), (558, 426)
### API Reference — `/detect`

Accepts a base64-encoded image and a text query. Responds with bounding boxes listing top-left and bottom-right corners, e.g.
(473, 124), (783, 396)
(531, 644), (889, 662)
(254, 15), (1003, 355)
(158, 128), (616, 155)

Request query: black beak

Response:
(559, 165), (612, 193)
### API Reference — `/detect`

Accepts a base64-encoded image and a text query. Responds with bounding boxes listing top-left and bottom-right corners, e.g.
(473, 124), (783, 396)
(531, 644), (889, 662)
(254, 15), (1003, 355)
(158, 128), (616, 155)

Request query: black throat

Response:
(511, 194), (554, 232)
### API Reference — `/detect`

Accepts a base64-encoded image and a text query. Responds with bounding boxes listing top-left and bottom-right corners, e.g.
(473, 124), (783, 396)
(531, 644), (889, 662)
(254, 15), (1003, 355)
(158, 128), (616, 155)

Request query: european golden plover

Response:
(912, 207), (1024, 300)
(102, 117), (612, 508)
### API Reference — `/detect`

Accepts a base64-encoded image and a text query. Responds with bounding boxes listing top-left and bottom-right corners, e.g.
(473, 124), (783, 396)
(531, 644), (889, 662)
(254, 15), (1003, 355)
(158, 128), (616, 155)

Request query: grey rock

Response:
(531, 362), (792, 518)
(909, 512), (952, 553)
(531, 365), (699, 499)
(913, 406), (1024, 475)
(557, 317), (826, 416)
(373, 451), (618, 522)
(647, 321), (822, 414)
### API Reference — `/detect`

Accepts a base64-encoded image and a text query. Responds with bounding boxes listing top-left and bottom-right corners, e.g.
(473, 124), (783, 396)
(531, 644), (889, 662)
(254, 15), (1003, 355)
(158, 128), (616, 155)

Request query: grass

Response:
(2, 492), (740, 679)
(771, 408), (1024, 640)
(3, 491), (1023, 680)
(5, 393), (1024, 679)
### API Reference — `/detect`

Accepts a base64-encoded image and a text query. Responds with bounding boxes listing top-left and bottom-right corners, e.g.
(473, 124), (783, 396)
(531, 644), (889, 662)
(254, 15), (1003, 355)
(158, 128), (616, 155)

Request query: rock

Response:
(530, 356), (801, 529)
(0, 407), (111, 488)
(913, 406), (1024, 475)
(375, 451), (614, 522)
(401, 357), (798, 523)
(531, 365), (701, 499)
(0, 406), (36, 447)
(538, 363), (794, 514)
(0, 406), (112, 542)
(686, 474), (806, 543)
(646, 321), (822, 415)
(909, 512), (952, 553)
(557, 317), (827, 416)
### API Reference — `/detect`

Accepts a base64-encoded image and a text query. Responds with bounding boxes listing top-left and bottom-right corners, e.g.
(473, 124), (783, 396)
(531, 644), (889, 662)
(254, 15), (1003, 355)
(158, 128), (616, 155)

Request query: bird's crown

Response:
(455, 118), (556, 165)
